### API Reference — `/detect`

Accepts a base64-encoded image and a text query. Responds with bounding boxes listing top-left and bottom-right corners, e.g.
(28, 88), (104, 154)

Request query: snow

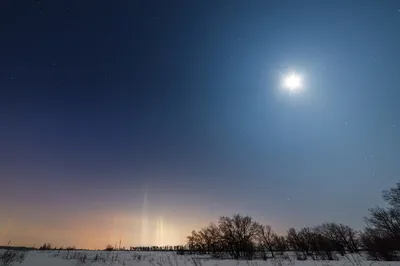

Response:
(2, 250), (400, 266)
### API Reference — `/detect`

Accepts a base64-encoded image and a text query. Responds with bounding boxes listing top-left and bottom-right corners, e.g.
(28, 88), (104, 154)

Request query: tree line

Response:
(186, 183), (400, 261)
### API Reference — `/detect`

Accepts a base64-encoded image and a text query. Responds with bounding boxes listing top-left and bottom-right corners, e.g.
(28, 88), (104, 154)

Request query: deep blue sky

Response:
(1, 0), (400, 247)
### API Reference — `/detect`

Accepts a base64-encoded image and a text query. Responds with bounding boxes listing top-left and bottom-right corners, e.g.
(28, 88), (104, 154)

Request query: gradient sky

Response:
(1, 0), (400, 249)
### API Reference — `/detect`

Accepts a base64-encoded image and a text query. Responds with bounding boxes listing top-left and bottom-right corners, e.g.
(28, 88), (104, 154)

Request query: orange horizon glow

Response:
(1, 181), (281, 249)
(0, 198), (219, 249)
(0, 212), (211, 249)
(1, 211), (282, 249)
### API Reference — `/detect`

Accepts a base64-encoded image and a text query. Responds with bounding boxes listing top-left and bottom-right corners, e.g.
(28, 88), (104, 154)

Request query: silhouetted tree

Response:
(218, 214), (260, 259)
(202, 223), (222, 254)
(273, 235), (287, 255)
(105, 244), (114, 251)
(363, 183), (400, 260)
(287, 228), (308, 260)
(39, 243), (52, 250)
(366, 207), (400, 241)
(361, 228), (398, 261)
(383, 182), (400, 209)
(319, 223), (359, 254)
(298, 227), (320, 260)
(256, 225), (277, 258)
(187, 230), (206, 252)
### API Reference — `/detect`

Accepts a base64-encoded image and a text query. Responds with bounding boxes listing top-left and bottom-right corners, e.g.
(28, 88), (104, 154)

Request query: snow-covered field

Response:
(2, 250), (399, 266)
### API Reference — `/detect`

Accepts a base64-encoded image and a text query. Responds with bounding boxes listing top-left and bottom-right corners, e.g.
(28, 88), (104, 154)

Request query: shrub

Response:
(105, 245), (114, 251)
(39, 243), (52, 250)
(0, 250), (26, 266)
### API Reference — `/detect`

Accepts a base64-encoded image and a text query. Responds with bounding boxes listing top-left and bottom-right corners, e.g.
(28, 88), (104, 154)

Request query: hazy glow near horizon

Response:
(282, 72), (303, 92)
(0, 213), (190, 249)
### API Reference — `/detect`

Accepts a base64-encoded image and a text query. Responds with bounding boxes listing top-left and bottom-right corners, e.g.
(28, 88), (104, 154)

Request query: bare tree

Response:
(273, 235), (287, 255)
(287, 227), (336, 260)
(363, 183), (400, 261)
(218, 214), (260, 259)
(257, 225), (277, 258)
(187, 230), (206, 252)
(319, 223), (359, 254)
(198, 228), (211, 253)
(287, 228), (308, 260)
(366, 207), (400, 241)
(383, 182), (400, 209)
(361, 228), (398, 261)
(298, 227), (319, 260)
(205, 223), (222, 254)
(197, 223), (222, 254)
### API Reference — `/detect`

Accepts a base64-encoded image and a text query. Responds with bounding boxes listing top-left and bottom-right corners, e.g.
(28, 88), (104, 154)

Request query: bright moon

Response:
(282, 72), (303, 92)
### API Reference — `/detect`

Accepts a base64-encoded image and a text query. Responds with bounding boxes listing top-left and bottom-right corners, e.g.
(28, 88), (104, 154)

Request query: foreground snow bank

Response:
(6, 250), (400, 266)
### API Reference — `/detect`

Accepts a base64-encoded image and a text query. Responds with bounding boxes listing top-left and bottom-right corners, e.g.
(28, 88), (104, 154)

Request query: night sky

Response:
(1, 0), (400, 249)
